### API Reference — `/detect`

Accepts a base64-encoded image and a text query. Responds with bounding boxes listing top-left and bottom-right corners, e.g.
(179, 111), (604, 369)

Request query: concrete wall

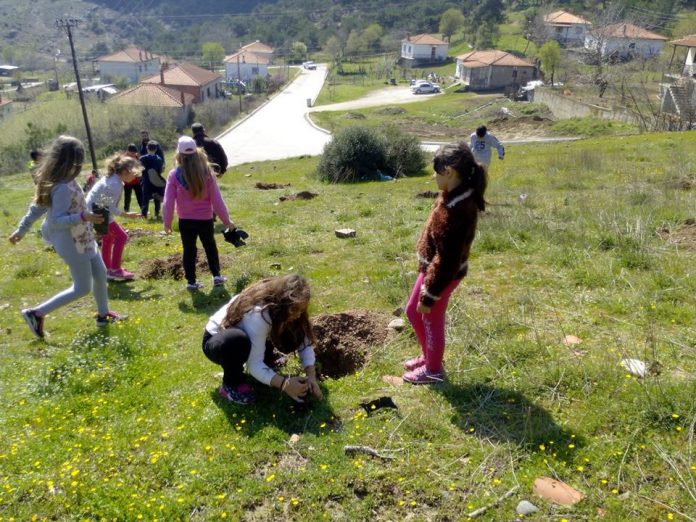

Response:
(546, 24), (589, 46)
(225, 62), (269, 82)
(401, 43), (448, 61)
(534, 87), (640, 125)
(585, 36), (664, 59)
(458, 64), (537, 90)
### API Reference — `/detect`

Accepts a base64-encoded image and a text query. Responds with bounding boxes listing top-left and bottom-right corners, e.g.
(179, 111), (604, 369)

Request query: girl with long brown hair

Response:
(9, 135), (124, 337)
(202, 274), (322, 405)
(162, 136), (238, 290)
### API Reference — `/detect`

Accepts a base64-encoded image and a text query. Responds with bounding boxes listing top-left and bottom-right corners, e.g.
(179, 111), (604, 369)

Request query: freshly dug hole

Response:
(312, 309), (390, 379)
(142, 253), (234, 280)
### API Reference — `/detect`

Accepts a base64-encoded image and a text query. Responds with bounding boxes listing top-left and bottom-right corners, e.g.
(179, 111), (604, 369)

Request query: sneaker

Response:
(213, 275), (227, 287)
(218, 383), (255, 405)
(402, 365), (445, 385)
(186, 281), (204, 291)
(21, 309), (44, 338)
(107, 268), (135, 281)
(96, 311), (128, 327)
(404, 355), (426, 371)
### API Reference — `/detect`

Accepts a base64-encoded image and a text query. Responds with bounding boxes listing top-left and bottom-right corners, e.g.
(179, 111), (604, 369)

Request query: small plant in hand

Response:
(91, 192), (112, 236)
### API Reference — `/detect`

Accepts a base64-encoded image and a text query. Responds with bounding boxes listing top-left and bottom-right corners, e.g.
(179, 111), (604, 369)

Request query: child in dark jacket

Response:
(140, 140), (165, 218)
(402, 142), (487, 384)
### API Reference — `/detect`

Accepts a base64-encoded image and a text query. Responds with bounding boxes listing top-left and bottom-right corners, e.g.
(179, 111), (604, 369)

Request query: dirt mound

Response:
(416, 190), (439, 198)
(255, 182), (291, 190)
(343, 112), (366, 120)
(142, 253), (234, 280)
(377, 107), (406, 115)
(312, 310), (390, 379)
(279, 191), (318, 202)
(657, 219), (696, 250)
(125, 228), (156, 239)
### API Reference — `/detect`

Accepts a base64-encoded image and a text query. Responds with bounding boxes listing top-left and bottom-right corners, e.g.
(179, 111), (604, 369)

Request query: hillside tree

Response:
(290, 41), (308, 63)
(363, 23), (384, 52)
(439, 8), (465, 42)
(537, 40), (561, 86)
(202, 42), (225, 70)
(346, 30), (367, 58)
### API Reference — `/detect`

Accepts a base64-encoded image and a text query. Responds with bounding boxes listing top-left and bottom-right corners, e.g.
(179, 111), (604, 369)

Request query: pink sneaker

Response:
(403, 365), (445, 385)
(108, 268), (135, 281)
(404, 355), (426, 371)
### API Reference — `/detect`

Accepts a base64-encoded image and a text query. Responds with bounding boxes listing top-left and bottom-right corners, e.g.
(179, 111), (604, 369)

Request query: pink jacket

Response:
(162, 168), (232, 228)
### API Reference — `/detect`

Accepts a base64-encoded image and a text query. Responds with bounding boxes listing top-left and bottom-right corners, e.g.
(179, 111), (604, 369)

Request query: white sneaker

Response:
(186, 281), (204, 291)
(213, 275), (227, 287)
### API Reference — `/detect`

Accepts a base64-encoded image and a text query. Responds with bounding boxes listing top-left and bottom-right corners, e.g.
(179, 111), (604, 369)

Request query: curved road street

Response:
(218, 65), (332, 168)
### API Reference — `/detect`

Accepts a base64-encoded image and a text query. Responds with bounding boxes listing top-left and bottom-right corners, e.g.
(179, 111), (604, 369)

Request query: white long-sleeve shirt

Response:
(469, 132), (505, 166)
(85, 174), (123, 223)
(205, 297), (316, 386)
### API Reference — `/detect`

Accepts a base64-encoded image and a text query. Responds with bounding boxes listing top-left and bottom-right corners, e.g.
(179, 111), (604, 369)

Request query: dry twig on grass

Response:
(343, 445), (396, 461)
(466, 485), (519, 518)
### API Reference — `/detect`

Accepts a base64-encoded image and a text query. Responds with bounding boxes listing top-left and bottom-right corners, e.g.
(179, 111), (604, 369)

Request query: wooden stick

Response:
(343, 445), (396, 461)
(466, 485), (519, 518)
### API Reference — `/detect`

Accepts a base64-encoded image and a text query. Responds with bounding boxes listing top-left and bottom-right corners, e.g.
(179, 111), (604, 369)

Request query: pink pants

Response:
(405, 272), (460, 373)
(101, 221), (128, 270)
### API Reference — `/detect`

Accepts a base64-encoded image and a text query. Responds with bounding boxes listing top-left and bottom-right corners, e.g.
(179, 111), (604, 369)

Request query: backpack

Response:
(147, 168), (166, 188)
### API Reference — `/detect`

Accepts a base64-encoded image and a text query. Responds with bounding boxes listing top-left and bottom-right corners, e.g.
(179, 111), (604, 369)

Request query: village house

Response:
(543, 10), (592, 47)
(400, 34), (449, 67)
(455, 50), (537, 91)
(107, 83), (194, 129)
(96, 47), (163, 84)
(584, 23), (667, 60)
(660, 35), (696, 124)
(141, 62), (222, 103)
(224, 41), (274, 82)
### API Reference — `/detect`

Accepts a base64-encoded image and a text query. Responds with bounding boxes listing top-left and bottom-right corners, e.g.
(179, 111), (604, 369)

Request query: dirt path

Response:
(310, 86), (442, 112)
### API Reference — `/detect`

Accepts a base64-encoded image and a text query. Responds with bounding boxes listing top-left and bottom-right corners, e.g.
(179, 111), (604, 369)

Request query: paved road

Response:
(218, 65), (332, 167)
(310, 86), (441, 113)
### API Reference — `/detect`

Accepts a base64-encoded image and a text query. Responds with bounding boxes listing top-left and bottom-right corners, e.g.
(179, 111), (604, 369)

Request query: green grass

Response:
(0, 133), (695, 520)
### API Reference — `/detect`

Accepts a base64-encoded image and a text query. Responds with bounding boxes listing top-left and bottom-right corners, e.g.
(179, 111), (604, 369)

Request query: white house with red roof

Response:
(400, 34), (449, 67)
(96, 47), (165, 83)
(141, 62), (222, 103)
(108, 83), (194, 128)
(585, 23), (667, 59)
(0, 93), (12, 119)
(456, 50), (537, 91)
(544, 10), (592, 46)
(224, 41), (274, 82)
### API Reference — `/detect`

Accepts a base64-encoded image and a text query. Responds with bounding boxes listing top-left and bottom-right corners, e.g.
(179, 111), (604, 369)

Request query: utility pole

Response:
(56, 18), (98, 173)
(236, 55), (242, 113)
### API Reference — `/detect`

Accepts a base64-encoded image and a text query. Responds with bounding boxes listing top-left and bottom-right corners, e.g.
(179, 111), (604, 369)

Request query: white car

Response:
(410, 81), (440, 94)
(302, 61), (317, 70)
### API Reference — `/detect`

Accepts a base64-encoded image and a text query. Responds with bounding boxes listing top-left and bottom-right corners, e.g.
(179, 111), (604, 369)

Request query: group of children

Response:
(11, 128), (495, 405)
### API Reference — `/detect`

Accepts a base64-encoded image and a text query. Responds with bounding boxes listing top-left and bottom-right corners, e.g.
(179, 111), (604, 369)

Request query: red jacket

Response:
(416, 183), (479, 307)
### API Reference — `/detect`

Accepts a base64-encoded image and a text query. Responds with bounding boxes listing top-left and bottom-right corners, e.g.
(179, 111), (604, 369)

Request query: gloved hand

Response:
(223, 227), (249, 247)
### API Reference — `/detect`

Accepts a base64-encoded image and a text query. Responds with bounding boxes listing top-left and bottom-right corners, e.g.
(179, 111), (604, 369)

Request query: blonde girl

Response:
(162, 136), (237, 290)
(86, 153), (142, 281)
(202, 274), (322, 405)
(9, 136), (124, 338)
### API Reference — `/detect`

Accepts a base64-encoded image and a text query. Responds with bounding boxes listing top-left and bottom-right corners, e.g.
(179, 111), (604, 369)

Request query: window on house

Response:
(512, 69), (518, 78)
(556, 27), (563, 33)
(252, 67), (259, 75)
(628, 43), (636, 50)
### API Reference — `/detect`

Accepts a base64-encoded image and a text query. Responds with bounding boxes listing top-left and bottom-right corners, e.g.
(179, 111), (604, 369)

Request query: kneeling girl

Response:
(202, 274), (322, 405)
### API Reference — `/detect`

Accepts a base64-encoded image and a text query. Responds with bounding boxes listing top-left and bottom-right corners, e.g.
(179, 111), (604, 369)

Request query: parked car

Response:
(226, 79), (246, 94)
(302, 61), (317, 70)
(410, 81), (440, 94)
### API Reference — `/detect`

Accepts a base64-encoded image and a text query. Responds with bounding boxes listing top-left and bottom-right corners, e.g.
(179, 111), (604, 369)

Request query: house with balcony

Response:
(400, 34), (449, 67)
(660, 35), (696, 124)
(543, 10), (592, 47)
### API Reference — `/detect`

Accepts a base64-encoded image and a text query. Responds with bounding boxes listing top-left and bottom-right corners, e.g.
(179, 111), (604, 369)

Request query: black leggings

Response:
(202, 328), (251, 387)
(178, 218), (221, 284)
(123, 184), (143, 212)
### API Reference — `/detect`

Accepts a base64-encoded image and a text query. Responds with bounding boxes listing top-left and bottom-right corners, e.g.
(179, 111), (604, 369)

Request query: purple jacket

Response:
(162, 167), (232, 229)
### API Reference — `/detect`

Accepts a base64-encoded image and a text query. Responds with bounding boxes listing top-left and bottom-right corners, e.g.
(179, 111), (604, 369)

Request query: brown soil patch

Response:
(416, 190), (439, 198)
(666, 177), (695, 190)
(377, 107), (406, 115)
(657, 219), (696, 250)
(124, 228), (156, 239)
(142, 253), (234, 280)
(279, 191), (318, 202)
(312, 309), (390, 379)
(255, 182), (291, 190)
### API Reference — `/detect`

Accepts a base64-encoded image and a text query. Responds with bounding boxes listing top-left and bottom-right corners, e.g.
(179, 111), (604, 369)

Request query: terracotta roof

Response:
(142, 62), (222, 87)
(403, 33), (448, 45)
(670, 34), (696, 47)
(108, 83), (194, 108)
(223, 50), (271, 65)
(544, 10), (591, 26)
(240, 40), (274, 53)
(457, 50), (535, 68)
(0, 98), (12, 107)
(592, 23), (667, 41)
(98, 47), (162, 63)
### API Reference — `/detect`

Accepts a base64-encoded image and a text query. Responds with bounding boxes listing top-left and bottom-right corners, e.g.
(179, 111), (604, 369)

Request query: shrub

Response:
(382, 125), (426, 178)
(316, 125), (425, 183)
(316, 126), (388, 182)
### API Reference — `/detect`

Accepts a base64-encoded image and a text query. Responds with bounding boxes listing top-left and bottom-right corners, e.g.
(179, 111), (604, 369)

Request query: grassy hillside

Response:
(0, 132), (695, 520)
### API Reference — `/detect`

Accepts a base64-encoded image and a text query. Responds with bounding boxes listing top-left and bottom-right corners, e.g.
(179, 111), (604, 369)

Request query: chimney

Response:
(160, 64), (165, 84)
(406, 32), (411, 41)
(139, 50), (142, 61)
(180, 91), (185, 105)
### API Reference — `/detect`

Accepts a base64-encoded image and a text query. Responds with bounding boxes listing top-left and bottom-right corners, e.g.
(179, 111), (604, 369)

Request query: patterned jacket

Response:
(416, 183), (479, 307)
